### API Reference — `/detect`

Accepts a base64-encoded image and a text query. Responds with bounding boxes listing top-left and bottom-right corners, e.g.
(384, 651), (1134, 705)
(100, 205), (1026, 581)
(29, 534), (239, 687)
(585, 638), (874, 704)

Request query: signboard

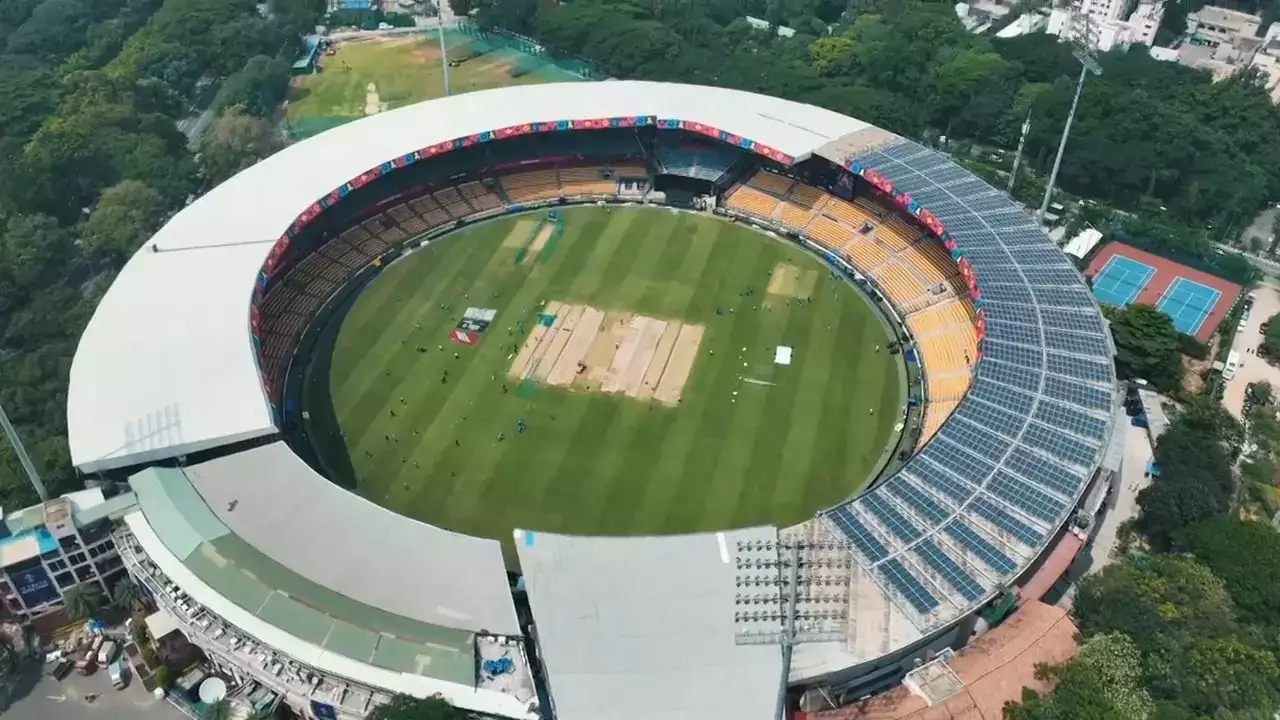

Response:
(10, 566), (58, 609)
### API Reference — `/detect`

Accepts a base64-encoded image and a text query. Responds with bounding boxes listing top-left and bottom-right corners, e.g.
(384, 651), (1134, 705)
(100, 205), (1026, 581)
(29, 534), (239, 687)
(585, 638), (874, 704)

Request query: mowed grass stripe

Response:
(389, 211), (614, 507)
(309, 208), (905, 562)
(458, 210), (644, 529)
(770, 275), (864, 518)
(694, 248), (797, 528)
(401, 209), (625, 520)
(341, 225), (533, 459)
(650, 230), (769, 530)
(333, 236), (487, 405)
(518, 210), (676, 527)
(629, 220), (759, 528)
(555, 212), (684, 528)
(595, 214), (719, 529)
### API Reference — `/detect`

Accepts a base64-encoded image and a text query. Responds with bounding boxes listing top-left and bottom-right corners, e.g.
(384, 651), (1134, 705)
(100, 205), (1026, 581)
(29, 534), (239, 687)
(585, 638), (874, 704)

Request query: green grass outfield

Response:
(301, 206), (903, 563)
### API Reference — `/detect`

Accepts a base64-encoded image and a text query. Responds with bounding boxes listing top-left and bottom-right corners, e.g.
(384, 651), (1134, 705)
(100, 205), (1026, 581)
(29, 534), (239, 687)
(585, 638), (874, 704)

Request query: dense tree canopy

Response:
(1106, 304), (1183, 392)
(0, 0), (319, 507)
(1136, 397), (1241, 549)
(1183, 517), (1280, 630)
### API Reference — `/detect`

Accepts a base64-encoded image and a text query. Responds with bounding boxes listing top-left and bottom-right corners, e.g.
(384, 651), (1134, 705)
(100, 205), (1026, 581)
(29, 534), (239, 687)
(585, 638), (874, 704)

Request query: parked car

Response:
(108, 660), (125, 689)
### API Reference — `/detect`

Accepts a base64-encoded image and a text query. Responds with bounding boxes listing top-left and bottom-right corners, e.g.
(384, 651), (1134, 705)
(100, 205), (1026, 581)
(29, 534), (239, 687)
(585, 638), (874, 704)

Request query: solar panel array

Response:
(822, 139), (1116, 632)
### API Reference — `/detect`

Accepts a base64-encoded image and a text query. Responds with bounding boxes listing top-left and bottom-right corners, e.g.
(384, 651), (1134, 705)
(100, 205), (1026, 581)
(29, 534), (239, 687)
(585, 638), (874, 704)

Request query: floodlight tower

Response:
(1037, 15), (1102, 221)
(0, 401), (49, 502)
(436, 1), (451, 97)
(733, 531), (851, 720)
(1007, 111), (1031, 196)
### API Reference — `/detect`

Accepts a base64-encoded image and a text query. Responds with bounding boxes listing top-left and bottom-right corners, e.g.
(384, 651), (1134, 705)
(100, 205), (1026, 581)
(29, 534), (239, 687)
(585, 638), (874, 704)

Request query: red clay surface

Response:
(803, 601), (1078, 720)
(1083, 242), (1242, 342)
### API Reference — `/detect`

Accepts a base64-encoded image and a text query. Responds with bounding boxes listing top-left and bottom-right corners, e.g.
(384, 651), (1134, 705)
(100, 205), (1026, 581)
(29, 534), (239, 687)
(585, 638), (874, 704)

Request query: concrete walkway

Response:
(1084, 421), (1153, 574)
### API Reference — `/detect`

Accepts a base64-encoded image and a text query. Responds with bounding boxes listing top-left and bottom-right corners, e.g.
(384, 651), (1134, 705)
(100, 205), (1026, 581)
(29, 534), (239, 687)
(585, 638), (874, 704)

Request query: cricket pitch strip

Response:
(507, 302), (704, 406)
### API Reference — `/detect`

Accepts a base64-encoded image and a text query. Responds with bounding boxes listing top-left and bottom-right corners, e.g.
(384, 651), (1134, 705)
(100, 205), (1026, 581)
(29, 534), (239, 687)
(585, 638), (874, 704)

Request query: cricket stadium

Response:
(66, 81), (1118, 720)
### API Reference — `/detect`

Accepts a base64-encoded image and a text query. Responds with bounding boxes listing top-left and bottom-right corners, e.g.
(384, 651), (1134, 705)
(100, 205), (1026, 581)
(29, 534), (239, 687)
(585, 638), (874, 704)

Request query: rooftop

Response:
(128, 465), (481, 685)
(184, 442), (519, 635)
(516, 527), (783, 720)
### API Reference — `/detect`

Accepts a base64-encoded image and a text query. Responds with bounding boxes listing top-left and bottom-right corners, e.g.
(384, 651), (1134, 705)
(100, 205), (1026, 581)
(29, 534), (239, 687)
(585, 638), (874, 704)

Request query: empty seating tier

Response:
(746, 171), (794, 197)
(871, 264), (927, 308)
(724, 185), (780, 220)
(777, 200), (814, 232)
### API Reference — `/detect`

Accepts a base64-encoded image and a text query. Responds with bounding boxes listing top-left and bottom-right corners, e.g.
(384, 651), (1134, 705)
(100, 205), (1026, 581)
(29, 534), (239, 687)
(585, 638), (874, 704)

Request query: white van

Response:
(1224, 350), (1241, 381)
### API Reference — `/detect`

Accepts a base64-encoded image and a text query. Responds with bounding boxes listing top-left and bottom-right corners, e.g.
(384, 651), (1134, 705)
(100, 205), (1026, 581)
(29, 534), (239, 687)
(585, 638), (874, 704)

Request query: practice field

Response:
(285, 34), (582, 140)
(302, 207), (903, 563)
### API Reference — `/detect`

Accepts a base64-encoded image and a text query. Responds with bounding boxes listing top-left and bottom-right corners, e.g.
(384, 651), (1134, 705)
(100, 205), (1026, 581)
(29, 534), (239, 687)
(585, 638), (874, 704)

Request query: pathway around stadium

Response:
(1223, 282), (1280, 418)
(4, 664), (178, 720)
(1084, 421), (1152, 575)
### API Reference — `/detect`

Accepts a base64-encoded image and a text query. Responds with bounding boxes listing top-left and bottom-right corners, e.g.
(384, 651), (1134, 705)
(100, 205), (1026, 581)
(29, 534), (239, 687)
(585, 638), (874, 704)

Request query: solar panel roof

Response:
(817, 138), (1115, 632)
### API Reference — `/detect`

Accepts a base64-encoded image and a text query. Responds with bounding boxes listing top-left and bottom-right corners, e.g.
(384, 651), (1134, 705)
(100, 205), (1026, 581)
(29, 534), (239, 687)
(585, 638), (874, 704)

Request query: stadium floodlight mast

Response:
(1037, 15), (1102, 222)
(734, 537), (850, 720)
(0, 400), (49, 502)
(436, 2), (451, 97)
(1007, 110), (1031, 196)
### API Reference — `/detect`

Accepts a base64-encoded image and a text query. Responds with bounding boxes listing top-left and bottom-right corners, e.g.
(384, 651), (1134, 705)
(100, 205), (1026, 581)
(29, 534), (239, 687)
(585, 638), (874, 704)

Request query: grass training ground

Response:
(285, 34), (582, 140)
(302, 207), (903, 562)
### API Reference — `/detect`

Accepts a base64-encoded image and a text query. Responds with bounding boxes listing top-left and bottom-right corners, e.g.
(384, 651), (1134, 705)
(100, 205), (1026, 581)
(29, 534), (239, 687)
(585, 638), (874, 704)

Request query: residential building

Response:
(1050, 0), (1163, 51)
(1187, 5), (1262, 47)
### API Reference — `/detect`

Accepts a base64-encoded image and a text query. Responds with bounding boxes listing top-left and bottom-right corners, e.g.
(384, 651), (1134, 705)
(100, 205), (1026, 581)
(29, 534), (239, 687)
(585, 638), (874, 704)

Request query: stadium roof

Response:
(67, 82), (867, 473)
(184, 442), (518, 635)
(516, 527), (783, 720)
(814, 138), (1118, 646)
(122, 503), (535, 718)
(125, 464), (534, 714)
(68, 80), (1117, 711)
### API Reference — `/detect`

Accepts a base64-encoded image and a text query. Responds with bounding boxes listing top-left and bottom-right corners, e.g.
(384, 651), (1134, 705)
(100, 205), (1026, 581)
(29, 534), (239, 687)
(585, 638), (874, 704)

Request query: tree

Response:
(1106, 303), (1183, 392)
(1183, 518), (1280, 630)
(77, 180), (165, 267)
(1185, 636), (1280, 714)
(368, 695), (467, 720)
(1246, 381), (1275, 409)
(213, 54), (290, 118)
(1260, 314), (1280, 361)
(197, 106), (283, 188)
(1004, 633), (1153, 720)
(62, 583), (102, 620)
(111, 577), (146, 611)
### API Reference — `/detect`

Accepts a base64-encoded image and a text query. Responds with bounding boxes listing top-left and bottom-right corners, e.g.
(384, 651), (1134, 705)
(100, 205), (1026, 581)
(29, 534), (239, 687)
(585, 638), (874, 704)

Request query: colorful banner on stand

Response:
(845, 160), (985, 350)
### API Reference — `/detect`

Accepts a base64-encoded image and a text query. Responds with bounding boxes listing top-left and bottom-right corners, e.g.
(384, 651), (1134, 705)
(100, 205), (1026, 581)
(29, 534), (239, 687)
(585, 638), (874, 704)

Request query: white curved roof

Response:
(67, 81), (867, 472)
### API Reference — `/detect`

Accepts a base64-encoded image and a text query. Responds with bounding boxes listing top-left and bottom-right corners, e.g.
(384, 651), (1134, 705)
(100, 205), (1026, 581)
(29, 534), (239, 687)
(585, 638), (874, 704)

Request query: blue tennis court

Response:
(1156, 277), (1221, 336)
(1091, 255), (1155, 307)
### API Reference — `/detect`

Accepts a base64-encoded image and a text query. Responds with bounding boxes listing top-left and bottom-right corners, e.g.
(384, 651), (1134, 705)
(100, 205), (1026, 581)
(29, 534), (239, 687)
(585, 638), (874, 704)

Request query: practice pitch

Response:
(508, 302), (704, 405)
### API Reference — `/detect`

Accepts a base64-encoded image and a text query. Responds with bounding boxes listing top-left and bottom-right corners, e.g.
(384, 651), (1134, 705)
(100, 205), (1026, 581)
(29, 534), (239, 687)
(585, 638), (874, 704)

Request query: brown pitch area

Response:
(507, 302), (704, 405)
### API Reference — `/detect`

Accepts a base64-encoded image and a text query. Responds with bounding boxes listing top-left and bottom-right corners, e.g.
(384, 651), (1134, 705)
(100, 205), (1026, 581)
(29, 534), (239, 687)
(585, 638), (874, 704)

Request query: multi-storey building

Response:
(0, 489), (136, 621)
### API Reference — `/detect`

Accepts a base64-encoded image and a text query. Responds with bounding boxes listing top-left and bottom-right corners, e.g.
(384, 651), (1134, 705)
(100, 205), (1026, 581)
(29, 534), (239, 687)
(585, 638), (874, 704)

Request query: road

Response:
(3, 661), (181, 720)
(1223, 283), (1280, 418)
